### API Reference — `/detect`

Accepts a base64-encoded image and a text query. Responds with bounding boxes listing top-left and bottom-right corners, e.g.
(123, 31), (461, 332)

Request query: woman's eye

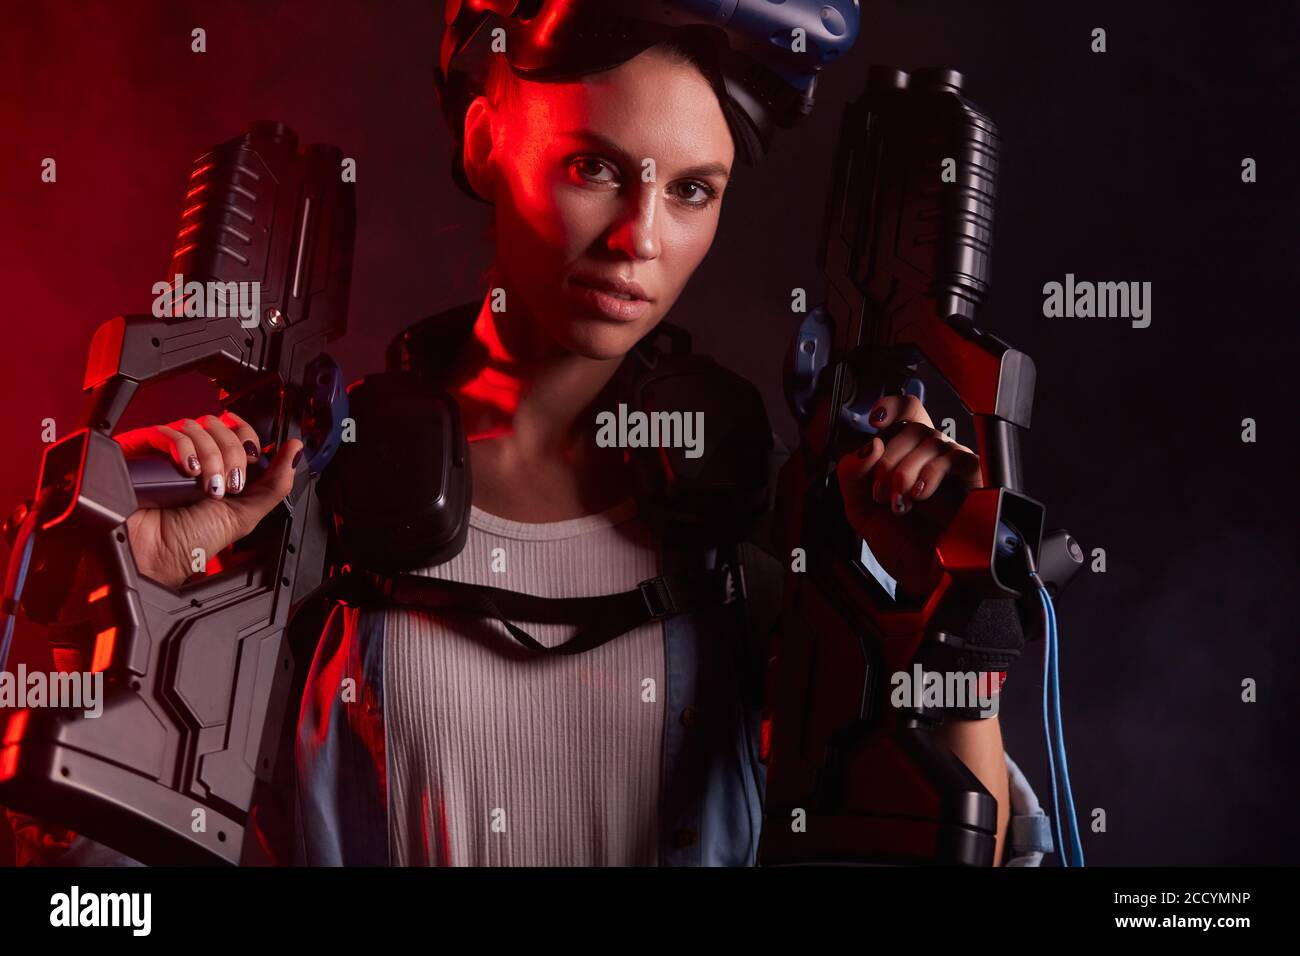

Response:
(570, 157), (618, 186)
(670, 180), (718, 208)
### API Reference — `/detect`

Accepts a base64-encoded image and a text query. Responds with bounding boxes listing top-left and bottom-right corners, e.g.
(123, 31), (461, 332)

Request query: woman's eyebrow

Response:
(557, 130), (731, 181)
(676, 161), (731, 181)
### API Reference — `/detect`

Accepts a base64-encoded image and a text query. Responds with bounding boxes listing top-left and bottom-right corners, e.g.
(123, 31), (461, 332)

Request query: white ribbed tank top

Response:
(382, 498), (665, 866)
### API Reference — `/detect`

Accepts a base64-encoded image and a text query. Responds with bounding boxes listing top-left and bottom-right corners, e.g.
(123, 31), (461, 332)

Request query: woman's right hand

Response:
(115, 412), (303, 589)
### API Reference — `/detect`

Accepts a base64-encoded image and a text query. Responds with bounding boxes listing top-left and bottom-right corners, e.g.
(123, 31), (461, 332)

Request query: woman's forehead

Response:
(510, 54), (735, 170)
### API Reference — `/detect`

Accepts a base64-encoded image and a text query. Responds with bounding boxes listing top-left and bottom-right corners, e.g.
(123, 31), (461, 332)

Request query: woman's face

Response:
(466, 47), (735, 360)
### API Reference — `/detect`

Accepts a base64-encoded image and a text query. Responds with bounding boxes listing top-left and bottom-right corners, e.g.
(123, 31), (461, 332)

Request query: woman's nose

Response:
(606, 186), (661, 261)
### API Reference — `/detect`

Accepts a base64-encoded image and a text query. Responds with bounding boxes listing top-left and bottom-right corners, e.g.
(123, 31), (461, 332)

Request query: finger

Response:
(170, 418), (226, 497)
(838, 435), (884, 479)
(219, 411), (263, 462)
(836, 438), (882, 512)
(224, 439), (303, 539)
(889, 432), (955, 504)
(116, 425), (201, 476)
(911, 444), (982, 503)
(872, 421), (936, 504)
(154, 426), (202, 476)
(865, 393), (933, 432)
(198, 415), (249, 495)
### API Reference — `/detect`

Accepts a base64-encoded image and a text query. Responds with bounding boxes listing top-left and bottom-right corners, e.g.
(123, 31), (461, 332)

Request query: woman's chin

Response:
(555, 314), (656, 360)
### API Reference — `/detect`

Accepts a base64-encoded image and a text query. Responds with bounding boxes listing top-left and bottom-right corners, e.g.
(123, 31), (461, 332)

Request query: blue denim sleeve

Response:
(292, 603), (389, 866)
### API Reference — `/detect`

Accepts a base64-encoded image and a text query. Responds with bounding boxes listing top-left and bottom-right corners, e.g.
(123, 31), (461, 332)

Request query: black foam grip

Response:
(959, 597), (1028, 671)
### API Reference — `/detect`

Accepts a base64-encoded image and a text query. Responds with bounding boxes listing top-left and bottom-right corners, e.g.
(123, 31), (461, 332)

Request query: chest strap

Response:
(322, 562), (748, 656)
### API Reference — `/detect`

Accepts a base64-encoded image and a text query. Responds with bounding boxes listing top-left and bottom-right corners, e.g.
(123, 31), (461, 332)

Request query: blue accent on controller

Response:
(303, 354), (349, 474)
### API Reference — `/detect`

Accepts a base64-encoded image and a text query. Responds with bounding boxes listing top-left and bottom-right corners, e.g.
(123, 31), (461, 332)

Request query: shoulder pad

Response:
(610, 323), (775, 543)
(321, 302), (479, 574)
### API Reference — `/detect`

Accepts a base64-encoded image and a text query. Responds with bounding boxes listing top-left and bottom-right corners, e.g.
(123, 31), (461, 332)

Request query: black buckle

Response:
(341, 569), (393, 606)
(639, 578), (676, 619)
(720, 562), (747, 605)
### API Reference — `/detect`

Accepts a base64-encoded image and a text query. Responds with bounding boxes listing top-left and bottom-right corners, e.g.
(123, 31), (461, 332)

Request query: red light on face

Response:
(90, 627), (116, 673)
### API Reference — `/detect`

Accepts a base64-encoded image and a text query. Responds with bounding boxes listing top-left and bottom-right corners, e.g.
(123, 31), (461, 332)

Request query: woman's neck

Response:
(445, 281), (633, 521)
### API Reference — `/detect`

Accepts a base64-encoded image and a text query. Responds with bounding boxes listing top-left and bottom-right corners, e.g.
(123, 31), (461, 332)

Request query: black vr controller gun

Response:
(0, 121), (354, 865)
(758, 67), (1084, 866)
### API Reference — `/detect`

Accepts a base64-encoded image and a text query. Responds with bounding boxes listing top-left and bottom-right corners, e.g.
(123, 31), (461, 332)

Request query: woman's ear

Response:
(462, 95), (499, 203)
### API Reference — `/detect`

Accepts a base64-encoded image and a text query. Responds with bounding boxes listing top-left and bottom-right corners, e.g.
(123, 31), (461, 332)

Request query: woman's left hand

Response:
(834, 393), (983, 593)
(837, 393), (982, 516)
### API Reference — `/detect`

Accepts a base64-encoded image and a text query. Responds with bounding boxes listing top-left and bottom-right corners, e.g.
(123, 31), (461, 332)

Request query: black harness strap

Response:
(323, 563), (747, 656)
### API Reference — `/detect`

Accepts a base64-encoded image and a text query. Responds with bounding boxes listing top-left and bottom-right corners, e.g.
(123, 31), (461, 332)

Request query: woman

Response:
(39, 36), (1018, 866)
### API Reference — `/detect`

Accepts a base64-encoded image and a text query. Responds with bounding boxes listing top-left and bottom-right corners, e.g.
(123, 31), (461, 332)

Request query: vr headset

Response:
(433, 0), (862, 197)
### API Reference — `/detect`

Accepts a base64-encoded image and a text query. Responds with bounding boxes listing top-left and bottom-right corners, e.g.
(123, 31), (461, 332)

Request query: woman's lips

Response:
(566, 278), (652, 322)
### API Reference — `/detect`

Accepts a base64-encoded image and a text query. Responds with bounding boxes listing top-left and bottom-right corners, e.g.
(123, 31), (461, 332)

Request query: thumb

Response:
(224, 439), (304, 539)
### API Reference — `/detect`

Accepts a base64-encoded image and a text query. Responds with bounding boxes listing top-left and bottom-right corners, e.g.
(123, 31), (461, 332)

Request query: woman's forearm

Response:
(935, 714), (1010, 865)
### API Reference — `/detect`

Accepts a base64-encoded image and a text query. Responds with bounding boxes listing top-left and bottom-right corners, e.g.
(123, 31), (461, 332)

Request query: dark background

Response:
(1, 0), (1297, 865)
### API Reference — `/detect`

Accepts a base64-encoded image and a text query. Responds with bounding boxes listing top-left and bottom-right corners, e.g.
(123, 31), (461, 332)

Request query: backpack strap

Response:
(319, 562), (748, 657)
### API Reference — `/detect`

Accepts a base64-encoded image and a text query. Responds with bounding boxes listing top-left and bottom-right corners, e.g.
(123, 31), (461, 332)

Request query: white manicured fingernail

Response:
(208, 472), (225, 498)
(892, 493), (909, 514)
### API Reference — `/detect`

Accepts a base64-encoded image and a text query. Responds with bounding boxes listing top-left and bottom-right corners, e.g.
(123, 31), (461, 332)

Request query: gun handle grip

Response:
(127, 456), (268, 509)
(127, 457), (204, 508)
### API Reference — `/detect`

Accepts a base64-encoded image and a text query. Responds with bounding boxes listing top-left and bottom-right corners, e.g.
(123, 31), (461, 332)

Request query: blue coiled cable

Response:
(1031, 569), (1085, 867)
